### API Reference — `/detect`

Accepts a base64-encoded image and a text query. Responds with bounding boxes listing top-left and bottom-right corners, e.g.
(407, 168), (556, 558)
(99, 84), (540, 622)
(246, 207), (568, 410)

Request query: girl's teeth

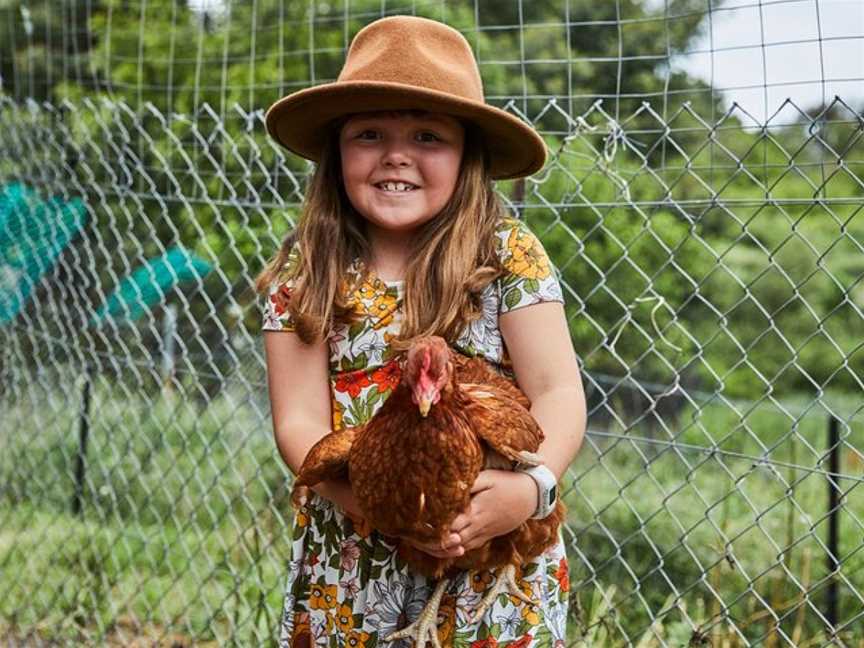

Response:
(379, 182), (415, 192)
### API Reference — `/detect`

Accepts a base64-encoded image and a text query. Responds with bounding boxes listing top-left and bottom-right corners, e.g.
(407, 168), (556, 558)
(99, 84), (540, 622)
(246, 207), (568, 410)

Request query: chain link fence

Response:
(2, 1), (864, 647)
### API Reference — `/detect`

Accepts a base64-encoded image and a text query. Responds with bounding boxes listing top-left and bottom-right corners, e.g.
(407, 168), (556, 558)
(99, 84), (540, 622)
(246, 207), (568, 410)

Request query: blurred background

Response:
(0, 0), (862, 645)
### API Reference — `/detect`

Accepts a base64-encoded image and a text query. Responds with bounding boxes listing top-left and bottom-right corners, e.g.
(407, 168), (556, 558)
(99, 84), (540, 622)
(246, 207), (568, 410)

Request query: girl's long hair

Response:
(254, 112), (509, 350)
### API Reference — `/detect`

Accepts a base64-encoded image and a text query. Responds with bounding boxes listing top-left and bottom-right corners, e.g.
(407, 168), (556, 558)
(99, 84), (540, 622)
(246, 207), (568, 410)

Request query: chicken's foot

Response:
(515, 450), (542, 466)
(469, 564), (535, 623)
(385, 577), (449, 648)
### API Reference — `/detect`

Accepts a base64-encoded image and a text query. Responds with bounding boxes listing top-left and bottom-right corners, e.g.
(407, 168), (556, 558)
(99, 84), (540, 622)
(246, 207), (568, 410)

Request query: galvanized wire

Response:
(1, 1), (864, 647)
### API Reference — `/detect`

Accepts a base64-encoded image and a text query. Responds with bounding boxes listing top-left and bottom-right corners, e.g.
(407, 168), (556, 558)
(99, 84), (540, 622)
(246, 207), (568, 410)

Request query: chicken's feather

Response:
(291, 427), (358, 509)
(349, 382), (484, 545)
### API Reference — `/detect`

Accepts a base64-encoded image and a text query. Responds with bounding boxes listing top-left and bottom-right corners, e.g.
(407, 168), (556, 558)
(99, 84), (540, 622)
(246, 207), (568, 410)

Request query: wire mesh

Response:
(1, 1), (863, 646)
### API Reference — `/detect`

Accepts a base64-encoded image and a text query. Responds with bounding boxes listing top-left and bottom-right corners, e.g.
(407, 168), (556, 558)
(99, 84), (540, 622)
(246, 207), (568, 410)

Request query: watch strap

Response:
(515, 464), (558, 519)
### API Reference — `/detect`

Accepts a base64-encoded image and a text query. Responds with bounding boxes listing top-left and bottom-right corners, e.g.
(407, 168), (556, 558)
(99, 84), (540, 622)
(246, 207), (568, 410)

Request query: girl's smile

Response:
(339, 111), (465, 239)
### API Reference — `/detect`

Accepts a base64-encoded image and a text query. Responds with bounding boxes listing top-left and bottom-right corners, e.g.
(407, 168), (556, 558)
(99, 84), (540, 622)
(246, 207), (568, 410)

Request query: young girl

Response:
(257, 15), (586, 647)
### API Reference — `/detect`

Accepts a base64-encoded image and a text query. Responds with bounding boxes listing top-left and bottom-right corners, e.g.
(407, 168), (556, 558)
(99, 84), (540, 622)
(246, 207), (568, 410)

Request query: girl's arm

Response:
(263, 330), (363, 518)
(447, 300), (586, 551)
(500, 300), (587, 478)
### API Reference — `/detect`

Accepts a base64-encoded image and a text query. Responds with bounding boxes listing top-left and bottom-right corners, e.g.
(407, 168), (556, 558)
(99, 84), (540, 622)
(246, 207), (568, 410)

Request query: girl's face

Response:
(339, 111), (465, 238)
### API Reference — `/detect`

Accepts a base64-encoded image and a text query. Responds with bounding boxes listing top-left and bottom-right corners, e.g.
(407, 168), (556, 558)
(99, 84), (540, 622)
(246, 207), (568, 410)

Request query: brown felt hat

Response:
(265, 15), (547, 180)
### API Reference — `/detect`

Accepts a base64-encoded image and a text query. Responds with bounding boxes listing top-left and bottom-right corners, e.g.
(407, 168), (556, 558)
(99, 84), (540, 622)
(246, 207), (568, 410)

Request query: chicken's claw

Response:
(386, 578), (449, 648)
(514, 451), (542, 466)
(469, 564), (535, 624)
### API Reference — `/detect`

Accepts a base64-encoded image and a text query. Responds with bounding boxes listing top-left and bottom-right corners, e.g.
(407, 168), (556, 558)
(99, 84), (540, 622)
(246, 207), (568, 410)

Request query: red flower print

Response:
(335, 369), (372, 398)
(270, 284), (292, 316)
(509, 634), (533, 648)
(469, 638), (498, 648)
(371, 360), (401, 392)
(556, 557), (570, 593)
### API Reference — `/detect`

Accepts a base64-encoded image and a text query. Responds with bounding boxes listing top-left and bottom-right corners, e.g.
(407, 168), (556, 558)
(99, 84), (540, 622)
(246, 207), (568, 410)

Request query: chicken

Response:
(292, 336), (566, 647)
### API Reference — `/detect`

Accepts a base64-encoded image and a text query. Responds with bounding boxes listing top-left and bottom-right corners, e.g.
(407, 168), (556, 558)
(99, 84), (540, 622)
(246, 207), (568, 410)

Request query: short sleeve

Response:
(496, 217), (565, 314)
(262, 240), (301, 332)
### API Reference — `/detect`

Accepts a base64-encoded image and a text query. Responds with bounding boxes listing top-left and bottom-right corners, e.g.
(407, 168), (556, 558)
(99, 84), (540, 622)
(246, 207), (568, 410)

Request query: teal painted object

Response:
(89, 246), (212, 327)
(0, 182), (88, 324)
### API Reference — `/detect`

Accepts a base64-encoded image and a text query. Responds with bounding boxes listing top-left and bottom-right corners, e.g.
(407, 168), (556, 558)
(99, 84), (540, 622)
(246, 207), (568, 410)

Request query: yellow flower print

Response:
(436, 593), (457, 646)
(508, 578), (540, 625)
(310, 583), (338, 610)
(354, 283), (378, 301)
(351, 285), (398, 329)
(521, 602), (540, 625)
(296, 510), (309, 528)
(331, 397), (345, 432)
(334, 602), (355, 633)
(504, 224), (551, 281)
(345, 629), (371, 648)
(369, 291), (398, 329)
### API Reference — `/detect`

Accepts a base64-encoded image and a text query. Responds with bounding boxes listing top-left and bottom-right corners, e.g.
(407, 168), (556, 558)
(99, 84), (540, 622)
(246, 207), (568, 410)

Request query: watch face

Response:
(547, 485), (557, 506)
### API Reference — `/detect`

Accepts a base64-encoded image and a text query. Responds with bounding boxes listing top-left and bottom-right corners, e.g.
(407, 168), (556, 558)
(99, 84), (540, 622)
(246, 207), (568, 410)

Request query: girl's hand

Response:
(401, 533), (466, 559)
(449, 469), (537, 552)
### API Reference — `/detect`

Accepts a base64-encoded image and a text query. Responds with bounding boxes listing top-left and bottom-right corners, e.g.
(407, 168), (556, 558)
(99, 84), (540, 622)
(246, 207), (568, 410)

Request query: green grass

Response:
(1, 379), (862, 646)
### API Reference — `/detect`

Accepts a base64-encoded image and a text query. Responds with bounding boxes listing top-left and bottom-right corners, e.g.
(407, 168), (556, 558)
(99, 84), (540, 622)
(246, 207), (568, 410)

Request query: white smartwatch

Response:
(516, 464), (558, 519)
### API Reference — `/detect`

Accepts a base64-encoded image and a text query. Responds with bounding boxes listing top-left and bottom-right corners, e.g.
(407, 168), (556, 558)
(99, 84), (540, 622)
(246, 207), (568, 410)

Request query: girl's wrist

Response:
(516, 471), (539, 520)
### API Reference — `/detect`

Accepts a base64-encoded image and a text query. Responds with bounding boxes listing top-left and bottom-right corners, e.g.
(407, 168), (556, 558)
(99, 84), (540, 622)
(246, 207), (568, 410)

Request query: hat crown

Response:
(338, 16), (484, 102)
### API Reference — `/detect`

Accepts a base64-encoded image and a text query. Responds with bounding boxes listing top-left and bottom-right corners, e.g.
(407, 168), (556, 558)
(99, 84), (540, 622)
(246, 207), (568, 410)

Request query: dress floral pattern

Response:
(264, 217), (569, 647)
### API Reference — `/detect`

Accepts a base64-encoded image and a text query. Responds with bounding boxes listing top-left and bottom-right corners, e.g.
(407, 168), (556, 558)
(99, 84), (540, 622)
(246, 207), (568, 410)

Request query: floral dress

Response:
(263, 217), (570, 647)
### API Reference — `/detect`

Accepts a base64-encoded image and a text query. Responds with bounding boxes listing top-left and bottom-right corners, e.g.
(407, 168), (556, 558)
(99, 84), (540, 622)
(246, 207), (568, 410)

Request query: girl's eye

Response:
(353, 130), (441, 142)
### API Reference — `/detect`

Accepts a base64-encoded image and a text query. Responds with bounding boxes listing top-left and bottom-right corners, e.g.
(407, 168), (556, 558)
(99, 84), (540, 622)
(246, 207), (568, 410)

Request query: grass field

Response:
(1, 375), (862, 646)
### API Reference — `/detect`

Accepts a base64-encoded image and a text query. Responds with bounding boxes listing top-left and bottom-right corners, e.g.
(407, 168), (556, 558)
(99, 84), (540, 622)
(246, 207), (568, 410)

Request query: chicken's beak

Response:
(417, 388), (438, 417)
(418, 396), (432, 417)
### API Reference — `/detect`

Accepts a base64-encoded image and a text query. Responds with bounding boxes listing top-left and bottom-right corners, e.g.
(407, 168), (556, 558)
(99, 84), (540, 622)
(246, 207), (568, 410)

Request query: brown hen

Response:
(292, 336), (565, 647)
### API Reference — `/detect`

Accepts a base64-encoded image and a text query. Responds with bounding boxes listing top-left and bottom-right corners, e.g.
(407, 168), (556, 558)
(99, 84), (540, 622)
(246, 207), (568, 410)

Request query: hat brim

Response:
(264, 81), (547, 180)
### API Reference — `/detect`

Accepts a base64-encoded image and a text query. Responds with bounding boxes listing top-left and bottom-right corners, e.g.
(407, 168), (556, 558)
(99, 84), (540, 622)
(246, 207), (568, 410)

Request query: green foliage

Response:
(1, 0), (861, 410)
(528, 103), (864, 398)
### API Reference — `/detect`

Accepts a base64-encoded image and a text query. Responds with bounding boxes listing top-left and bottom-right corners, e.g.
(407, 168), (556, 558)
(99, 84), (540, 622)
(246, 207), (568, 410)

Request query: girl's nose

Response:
(381, 143), (413, 168)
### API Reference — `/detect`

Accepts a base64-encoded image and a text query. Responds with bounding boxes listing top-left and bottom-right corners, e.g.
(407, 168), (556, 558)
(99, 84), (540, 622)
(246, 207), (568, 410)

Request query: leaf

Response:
(524, 278), (540, 293)
(478, 621), (490, 640)
(347, 402), (364, 426)
(348, 321), (365, 339)
(533, 625), (553, 644)
(504, 287), (522, 310)
(372, 543), (392, 561)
